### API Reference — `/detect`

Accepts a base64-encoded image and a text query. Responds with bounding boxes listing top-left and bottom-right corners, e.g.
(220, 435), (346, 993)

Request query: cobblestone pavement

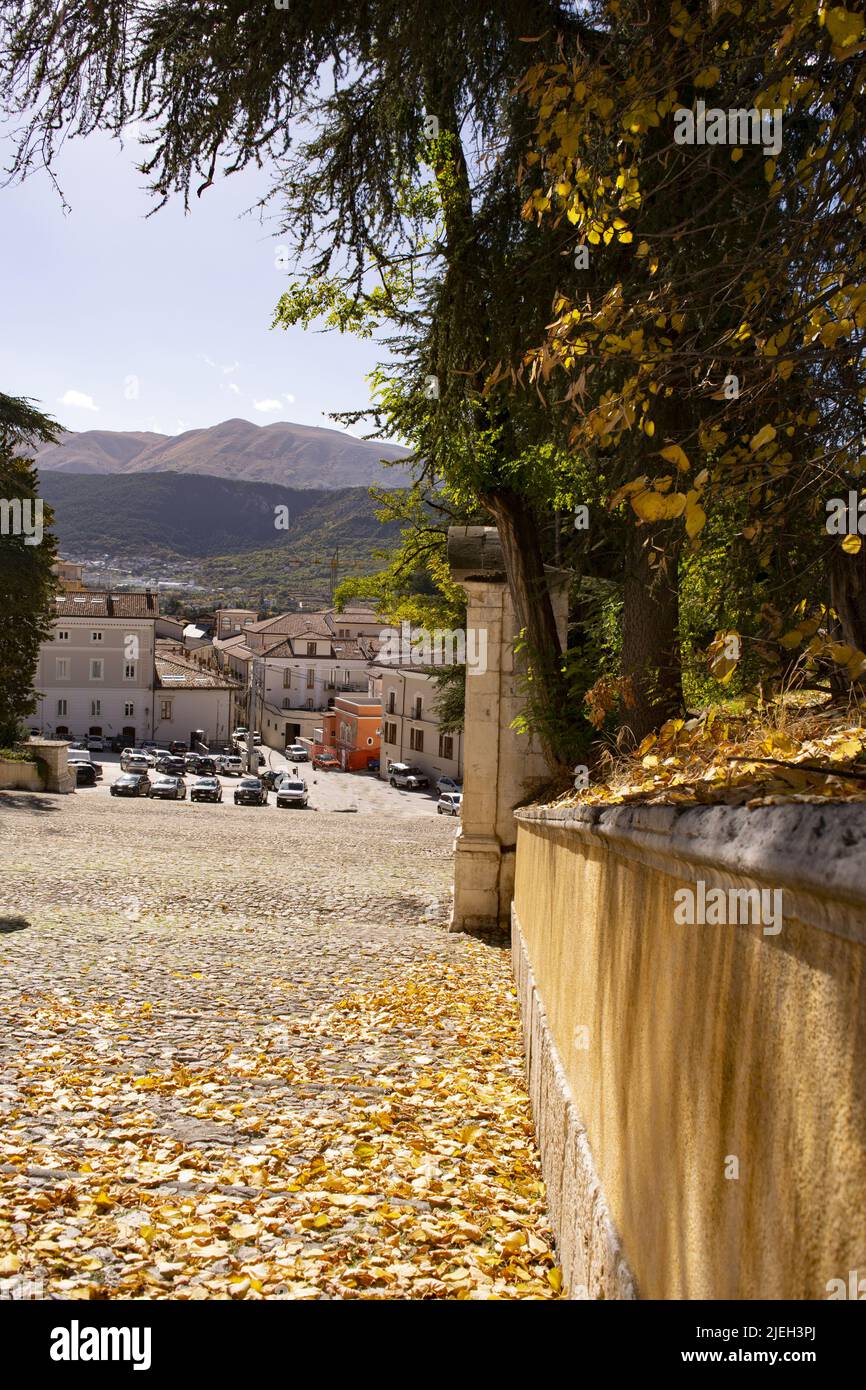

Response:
(0, 792), (559, 1300)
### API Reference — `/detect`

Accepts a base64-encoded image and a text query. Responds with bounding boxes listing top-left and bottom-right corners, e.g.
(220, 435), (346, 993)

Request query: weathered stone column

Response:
(447, 526), (569, 933)
(27, 738), (75, 793)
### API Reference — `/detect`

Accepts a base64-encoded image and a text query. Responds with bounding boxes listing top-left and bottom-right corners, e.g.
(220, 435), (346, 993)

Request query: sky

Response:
(0, 127), (387, 439)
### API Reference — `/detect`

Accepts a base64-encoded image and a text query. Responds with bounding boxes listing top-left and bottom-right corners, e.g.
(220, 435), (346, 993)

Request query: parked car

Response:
(169, 740), (188, 756)
(436, 776), (463, 796)
(156, 755), (187, 777)
(145, 748), (172, 768)
(110, 772), (151, 798)
(86, 735), (106, 752)
(234, 776), (268, 806)
(190, 776), (223, 803)
(388, 763), (429, 790)
(149, 775), (186, 800)
(437, 791), (463, 817)
(121, 751), (150, 774)
(68, 739), (87, 750)
(222, 756), (244, 777)
(276, 779), (309, 809)
(68, 749), (103, 780)
(286, 743), (309, 762)
(73, 761), (97, 787)
(261, 768), (288, 792)
(312, 753), (341, 771)
(196, 756), (217, 776)
(231, 727), (248, 743)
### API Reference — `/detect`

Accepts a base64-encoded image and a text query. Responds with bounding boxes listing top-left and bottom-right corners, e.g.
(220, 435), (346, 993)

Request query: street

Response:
(0, 787), (559, 1300)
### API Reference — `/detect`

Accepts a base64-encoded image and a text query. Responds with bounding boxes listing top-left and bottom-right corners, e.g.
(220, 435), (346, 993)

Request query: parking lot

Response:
(79, 747), (447, 818)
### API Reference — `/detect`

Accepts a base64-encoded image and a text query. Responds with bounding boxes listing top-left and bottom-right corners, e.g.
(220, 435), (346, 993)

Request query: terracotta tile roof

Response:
(155, 654), (241, 690)
(256, 635), (376, 660)
(53, 590), (158, 618)
(245, 612), (336, 639)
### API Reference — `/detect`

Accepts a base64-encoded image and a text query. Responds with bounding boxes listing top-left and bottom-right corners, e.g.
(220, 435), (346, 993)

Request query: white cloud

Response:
(283, 393), (296, 404)
(253, 398), (283, 413)
(58, 389), (99, 412)
(222, 361), (240, 376)
(227, 382), (240, 395)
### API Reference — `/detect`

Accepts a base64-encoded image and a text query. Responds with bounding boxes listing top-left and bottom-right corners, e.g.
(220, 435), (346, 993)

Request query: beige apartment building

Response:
(31, 590), (158, 744)
(374, 664), (463, 786)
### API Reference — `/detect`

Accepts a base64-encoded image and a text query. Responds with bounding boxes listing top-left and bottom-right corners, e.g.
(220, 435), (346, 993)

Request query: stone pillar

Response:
(447, 527), (569, 933)
(27, 738), (75, 794)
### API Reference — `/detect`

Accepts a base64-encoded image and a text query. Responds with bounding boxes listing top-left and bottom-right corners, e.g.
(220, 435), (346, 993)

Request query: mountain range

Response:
(32, 417), (413, 490)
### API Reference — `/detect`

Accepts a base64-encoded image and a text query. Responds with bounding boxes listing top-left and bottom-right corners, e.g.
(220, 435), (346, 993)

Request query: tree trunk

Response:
(620, 523), (683, 742)
(829, 539), (866, 656)
(481, 486), (571, 773)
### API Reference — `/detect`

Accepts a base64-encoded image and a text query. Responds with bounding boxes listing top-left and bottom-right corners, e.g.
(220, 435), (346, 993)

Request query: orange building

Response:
(319, 695), (382, 771)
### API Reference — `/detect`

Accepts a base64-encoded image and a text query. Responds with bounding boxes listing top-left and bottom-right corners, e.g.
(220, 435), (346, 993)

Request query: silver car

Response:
(437, 791), (462, 816)
(276, 779), (309, 809)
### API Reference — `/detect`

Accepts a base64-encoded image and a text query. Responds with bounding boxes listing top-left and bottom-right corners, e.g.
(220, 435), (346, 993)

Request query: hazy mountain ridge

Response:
(33, 418), (413, 489)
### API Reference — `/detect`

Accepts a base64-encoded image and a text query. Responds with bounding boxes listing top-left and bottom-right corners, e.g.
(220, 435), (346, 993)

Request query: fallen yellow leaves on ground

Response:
(0, 959), (560, 1301)
(563, 700), (866, 809)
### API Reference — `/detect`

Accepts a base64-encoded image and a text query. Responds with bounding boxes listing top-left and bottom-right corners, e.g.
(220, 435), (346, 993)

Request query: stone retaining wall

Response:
(0, 757), (43, 791)
(512, 801), (866, 1299)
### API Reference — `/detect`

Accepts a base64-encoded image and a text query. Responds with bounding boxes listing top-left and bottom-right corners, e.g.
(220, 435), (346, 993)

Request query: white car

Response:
(389, 763), (429, 790)
(222, 756), (244, 776)
(276, 779), (309, 809)
(436, 776), (463, 796)
(121, 751), (150, 774)
(286, 743), (309, 762)
(86, 735), (106, 752)
(437, 791), (463, 816)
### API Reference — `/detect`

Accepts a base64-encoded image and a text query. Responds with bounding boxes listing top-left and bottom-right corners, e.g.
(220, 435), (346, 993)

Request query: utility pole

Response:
(246, 660), (263, 773)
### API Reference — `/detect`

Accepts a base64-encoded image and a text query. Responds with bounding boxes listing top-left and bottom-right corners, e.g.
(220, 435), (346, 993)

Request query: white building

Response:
(372, 663), (463, 786)
(153, 649), (241, 748)
(32, 589), (159, 744)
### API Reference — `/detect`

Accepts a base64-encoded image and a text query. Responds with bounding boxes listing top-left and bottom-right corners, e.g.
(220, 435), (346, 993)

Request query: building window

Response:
(160, 700), (173, 722)
(55, 657), (69, 680)
(339, 720), (352, 744)
(124, 662), (136, 680)
(413, 697), (422, 719)
(124, 702), (135, 718)
(90, 699), (101, 718)
(56, 698), (68, 717)
(387, 691), (395, 713)
(57, 630), (69, 642)
(90, 659), (103, 680)
(305, 698), (314, 710)
(306, 668), (315, 689)
(282, 697), (292, 710)
(283, 669), (292, 688)
(439, 734), (454, 760)
(410, 727), (424, 753)
(306, 642), (317, 655)
(90, 631), (103, 642)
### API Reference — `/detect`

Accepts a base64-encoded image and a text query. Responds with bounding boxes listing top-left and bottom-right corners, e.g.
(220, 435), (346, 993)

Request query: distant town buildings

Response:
(30, 582), (463, 784)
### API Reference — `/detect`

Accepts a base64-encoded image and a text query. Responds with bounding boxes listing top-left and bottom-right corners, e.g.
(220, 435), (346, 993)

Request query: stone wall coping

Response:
(514, 801), (866, 941)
